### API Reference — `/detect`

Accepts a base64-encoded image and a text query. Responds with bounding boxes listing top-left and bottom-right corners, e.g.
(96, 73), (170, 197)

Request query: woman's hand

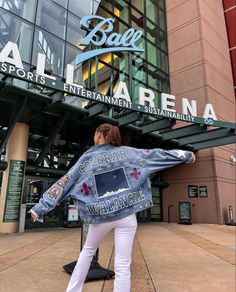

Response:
(28, 211), (38, 222)
(191, 153), (196, 163)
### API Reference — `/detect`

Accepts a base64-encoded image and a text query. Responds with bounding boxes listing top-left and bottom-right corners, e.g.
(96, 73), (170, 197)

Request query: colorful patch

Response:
(145, 149), (153, 153)
(48, 186), (62, 200)
(131, 168), (141, 180)
(81, 183), (91, 196)
(58, 175), (69, 188)
(94, 168), (130, 199)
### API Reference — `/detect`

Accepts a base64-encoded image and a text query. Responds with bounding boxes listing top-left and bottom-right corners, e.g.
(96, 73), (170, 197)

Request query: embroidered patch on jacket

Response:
(145, 149), (153, 153)
(94, 167), (130, 199)
(58, 175), (69, 188)
(131, 168), (141, 180)
(81, 183), (91, 196)
(48, 186), (62, 200)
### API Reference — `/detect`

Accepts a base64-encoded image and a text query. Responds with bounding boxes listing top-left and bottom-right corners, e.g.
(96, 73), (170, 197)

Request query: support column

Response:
(0, 123), (29, 233)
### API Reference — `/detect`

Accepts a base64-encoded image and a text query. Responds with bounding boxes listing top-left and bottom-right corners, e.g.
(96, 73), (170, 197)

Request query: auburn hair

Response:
(96, 123), (122, 146)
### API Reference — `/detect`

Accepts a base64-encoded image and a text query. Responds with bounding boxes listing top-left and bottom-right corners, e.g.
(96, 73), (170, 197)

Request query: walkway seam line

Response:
(136, 236), (157, 292)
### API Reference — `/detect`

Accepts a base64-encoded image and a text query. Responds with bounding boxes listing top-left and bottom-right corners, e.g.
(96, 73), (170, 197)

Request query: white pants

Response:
(66, 214), (137, 292)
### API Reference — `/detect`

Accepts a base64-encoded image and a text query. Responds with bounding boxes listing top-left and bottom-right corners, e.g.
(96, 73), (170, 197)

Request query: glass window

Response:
(131, 0), (143, 12)
(131, 7), (143, 29)
(0, 0), (37, 23)
(157, 0), (165, 10)
(66, 13), (86, 48)
(147, 42), (159, 67)
(113, 52), (129, 76)
(161, 52), (168, 73)
(115, 0), (129, 23)
(32, 28), (65, 77)
(36, 0), (66, 39)
(146, 19), (157, 44)
(65, 43), (84, 86)
(68, 0), (93, 17)
(96, 61), (112, 94)
(131, 54), (146, 83)
(147, 64), (158, 91)
(52, 0), (68, 9)
(146, 0), (156, 23)
(131, 78), (143, 104)
(92, 0), (170, 100)
(0, 8), (33, 63)
(93, 0), (101, 14)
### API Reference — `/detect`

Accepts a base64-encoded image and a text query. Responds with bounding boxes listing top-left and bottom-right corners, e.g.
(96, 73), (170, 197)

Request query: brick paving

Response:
(0, 223), (235, 292)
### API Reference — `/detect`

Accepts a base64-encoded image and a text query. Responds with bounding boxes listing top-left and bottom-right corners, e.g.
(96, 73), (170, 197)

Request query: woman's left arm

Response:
(140, 148), (195, 174)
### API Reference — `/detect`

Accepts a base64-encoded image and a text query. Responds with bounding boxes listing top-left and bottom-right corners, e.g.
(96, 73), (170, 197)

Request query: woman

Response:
(30, 123), (195, 292)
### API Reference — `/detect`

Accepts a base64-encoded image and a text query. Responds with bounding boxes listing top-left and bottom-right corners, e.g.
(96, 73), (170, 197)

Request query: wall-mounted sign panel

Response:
(3, 160), (25, 222)
(199, 186), (208, 198)
(188, 185), (198, 198)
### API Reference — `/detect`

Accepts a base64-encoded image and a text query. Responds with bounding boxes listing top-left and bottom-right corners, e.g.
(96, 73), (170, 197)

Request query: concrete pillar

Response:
(0, 123), (29, 233)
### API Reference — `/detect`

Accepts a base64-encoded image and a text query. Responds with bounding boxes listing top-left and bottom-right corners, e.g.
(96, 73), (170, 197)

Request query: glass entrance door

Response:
(137, 187), (162, 222)
(24, 176), (62, 229)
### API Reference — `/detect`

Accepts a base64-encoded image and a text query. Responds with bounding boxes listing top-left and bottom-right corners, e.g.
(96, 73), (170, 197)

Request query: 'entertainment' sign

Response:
(0, 41), (234, 128)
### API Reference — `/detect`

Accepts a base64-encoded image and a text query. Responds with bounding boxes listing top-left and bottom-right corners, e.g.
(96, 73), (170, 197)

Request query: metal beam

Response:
(88, 103), (110, 117)
(35, 111), (69, 166)
(51, 91), (64, 103)
(96, 114), (118, 125)
(177, 128), (234, 146)
(144, 132), (163, 141)
(161, 124), (207, 141)
(117, 112), (142, 126)
(26, 165), (66, 177)
(191, 135), (236, 150)
(0, 96), (28, 154)
(125, 124), (142, 133)
(141, 118), (175, 134)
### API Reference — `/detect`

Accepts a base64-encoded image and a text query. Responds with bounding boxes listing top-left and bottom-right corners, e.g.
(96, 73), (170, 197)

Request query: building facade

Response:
(164, 0), (235, 224)
(0, 0), (235, 233)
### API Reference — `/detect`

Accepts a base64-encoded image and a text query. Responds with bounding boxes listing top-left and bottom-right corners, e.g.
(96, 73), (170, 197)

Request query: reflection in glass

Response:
(0, 8), (33, 63)
(0, 0), (37, 22)
(65, 44), (84, 86)
(36, 0), (66, 39)
(64, 44), (86, 108)
(68, 0), (101, 17)
(131, 0), (143, 11)
(32, 29), (65, 77)
(67, 13), (86, 48)
(52, 0), (68, 8)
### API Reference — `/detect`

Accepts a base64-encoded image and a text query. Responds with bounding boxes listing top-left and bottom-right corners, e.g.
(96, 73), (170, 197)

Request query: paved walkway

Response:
(0, 223), (235, 292)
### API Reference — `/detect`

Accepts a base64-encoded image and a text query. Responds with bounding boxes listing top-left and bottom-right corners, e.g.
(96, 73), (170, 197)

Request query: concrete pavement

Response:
(0, 223), (235, 292)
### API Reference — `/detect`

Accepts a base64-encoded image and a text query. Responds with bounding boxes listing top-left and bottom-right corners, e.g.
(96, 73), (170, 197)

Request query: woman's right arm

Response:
(29, 163), (79, 222)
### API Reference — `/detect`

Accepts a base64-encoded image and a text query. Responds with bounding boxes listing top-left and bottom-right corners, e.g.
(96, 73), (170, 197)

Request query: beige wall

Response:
(164, 0), (235, 224)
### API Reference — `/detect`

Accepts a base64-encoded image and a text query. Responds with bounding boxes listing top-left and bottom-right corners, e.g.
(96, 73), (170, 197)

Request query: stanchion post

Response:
(226, 206), (236, 226)
(63, 222), (115, 281)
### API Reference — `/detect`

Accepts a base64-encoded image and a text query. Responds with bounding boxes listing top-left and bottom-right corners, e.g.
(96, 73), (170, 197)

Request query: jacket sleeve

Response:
(29, 162), (80, 222)
(140, 148), (194, 174)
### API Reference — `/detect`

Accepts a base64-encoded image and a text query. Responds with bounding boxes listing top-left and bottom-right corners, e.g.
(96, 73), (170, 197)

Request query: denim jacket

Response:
(30, 145), (193, 224)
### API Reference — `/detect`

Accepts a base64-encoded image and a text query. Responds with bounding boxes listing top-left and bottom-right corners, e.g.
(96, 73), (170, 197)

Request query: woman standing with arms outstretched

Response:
(30, 123), (195, 292)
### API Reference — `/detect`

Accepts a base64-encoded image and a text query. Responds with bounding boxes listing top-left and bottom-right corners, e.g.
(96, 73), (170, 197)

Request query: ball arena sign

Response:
(0, 12), (228, 128)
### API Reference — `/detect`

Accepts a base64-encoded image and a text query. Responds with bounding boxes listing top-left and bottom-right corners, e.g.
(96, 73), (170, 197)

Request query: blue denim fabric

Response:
(31, 145), (193, 224)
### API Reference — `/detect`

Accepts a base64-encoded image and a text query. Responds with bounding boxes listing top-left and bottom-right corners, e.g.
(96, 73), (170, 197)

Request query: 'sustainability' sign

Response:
(0, 61), (235, 129)
(0, 12), (235, 130)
